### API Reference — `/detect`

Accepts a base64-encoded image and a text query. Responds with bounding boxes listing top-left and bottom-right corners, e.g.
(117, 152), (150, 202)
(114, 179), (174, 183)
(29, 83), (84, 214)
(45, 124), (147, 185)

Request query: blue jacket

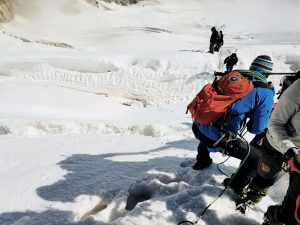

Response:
(193, 86), (275, 143)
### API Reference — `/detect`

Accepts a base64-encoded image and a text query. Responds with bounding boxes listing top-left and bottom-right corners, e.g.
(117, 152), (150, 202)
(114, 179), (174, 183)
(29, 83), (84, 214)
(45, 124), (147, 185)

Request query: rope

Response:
(177, 133), (251, 225)
(178, 221), (194, 225)
(217, 156), (231, 177)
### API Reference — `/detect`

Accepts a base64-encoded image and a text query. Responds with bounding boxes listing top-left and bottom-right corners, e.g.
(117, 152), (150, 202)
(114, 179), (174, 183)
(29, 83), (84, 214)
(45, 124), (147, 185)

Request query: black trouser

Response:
(209, 43), (215, 53)
(192, 123), (261, 192)
(226, 65), (234, 72)
(282, 173), (300, 225)
(252, 138), (300, 225)
(264, 173), (300, 225)
(214, 44), (220, 52)
(252, 138), (284, 189)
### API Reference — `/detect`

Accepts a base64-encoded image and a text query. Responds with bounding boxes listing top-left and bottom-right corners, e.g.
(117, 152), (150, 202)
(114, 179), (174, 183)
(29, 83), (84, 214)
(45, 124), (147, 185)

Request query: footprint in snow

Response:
(71, 196), (110, 222)
(180, 159), (194, 168)
(125, 184), (153, 210)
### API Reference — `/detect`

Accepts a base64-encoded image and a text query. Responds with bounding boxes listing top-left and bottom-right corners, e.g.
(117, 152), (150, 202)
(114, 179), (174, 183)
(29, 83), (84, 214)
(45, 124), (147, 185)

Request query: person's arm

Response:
(248, 89), (274, 134)
(267, 80), (300, 154)
(226, 93), (253, 133)
(226, 88), (273, 134)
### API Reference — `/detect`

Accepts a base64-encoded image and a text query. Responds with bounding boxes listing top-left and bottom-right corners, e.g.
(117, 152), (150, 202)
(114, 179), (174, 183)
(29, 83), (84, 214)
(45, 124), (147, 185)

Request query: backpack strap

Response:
(252, 81), (269, 89)
(235, 69), (274, 90)
(236, 69), (267, 83)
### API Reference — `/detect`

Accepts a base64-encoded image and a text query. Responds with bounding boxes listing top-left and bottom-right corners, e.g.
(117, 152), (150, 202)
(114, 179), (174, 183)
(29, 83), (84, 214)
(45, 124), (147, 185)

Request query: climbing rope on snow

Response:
(177, 134), (251, 225)
(217, 156), (231, 177)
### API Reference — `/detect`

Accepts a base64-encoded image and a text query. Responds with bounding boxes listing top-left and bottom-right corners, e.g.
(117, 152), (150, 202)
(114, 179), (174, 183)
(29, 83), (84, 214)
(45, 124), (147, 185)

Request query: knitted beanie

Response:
(249, 55), (273, 75)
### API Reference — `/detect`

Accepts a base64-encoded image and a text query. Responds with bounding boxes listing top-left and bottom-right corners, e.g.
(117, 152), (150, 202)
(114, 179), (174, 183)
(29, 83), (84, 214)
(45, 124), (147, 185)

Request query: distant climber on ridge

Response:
(209, 27), (218, 54)
(214, 30), (223, 52)
(224, 53), (238, 72)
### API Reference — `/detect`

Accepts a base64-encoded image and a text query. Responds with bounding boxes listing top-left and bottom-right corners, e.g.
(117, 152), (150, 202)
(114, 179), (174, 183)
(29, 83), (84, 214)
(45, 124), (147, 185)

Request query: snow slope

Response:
(0, 0), (299, 225)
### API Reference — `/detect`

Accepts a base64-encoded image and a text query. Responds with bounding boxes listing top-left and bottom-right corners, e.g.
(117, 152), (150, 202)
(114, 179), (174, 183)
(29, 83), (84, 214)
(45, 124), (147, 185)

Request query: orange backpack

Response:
(187, 71), (254, 125)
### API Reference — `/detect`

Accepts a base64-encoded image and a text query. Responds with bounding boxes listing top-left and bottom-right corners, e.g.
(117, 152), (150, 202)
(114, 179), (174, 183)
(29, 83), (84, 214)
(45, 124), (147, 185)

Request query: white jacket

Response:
(266, 79), (300, 154)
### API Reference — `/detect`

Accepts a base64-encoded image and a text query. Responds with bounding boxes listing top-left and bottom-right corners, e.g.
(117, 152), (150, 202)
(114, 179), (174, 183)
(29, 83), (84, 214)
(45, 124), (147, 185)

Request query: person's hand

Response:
(284, 147), (299, 160)
(287, 148), (300, 173)
(294, 154), (300, 169)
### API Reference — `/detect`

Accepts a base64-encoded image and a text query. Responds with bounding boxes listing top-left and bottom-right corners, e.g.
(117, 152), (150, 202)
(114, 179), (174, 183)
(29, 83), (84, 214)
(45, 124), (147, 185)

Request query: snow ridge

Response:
(0, 119), (191, 137)
(3, 56), (219, 100)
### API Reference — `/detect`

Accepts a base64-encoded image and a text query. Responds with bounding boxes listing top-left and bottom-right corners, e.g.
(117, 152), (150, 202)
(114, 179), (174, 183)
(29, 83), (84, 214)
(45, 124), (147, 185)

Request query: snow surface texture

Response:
(0, 0), (299, 225)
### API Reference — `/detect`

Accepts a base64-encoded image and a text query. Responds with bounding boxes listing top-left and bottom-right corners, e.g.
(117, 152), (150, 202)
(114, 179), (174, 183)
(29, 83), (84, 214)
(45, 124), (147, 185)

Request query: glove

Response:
(284, 147), (299, 160)
(288, 155), (300, 173)
(250, 130), (267, 148)
(286, 147), (300, 173)
(295, 154), (300, 169)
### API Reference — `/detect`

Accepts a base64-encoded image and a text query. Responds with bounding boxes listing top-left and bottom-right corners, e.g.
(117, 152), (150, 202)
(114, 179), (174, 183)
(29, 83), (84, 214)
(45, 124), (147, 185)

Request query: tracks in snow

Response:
(1, 58), (214, 100)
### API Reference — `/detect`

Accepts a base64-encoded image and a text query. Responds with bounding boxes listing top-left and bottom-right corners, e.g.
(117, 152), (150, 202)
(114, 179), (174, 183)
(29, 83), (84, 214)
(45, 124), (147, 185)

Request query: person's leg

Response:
(209, 43), (215, 53)
(226, 65), (233, 72)
(215, 43), (221, 52)
(295, 195), (300, 224)
(222, 138), (261, 194)
(193, 142), (213, 170)
(281, 173), (300, 224)
(246, 138), (284, 201)
(236, 138), (285, 214)
(264, 173), (300, 225)
(214, 44), (219, 52)
(192, 123), (215, 170)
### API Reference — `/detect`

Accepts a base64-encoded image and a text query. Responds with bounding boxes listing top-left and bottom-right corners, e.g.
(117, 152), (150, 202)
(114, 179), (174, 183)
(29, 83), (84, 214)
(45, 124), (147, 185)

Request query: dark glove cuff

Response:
(294, 154), (300, 169)
(285, 147), (299, 159)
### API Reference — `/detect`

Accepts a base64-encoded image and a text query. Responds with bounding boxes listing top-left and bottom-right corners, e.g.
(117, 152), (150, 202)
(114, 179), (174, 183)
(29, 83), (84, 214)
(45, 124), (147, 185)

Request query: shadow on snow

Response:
(0, 138), (261, 225)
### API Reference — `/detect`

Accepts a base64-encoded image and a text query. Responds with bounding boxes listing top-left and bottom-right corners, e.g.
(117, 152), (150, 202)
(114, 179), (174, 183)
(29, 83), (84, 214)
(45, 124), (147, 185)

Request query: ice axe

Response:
(214, 71), (298, 77)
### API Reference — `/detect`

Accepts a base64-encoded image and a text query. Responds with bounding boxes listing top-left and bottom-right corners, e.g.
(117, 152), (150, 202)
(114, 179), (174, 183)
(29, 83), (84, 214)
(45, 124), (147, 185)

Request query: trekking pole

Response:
(177, 133), (251, 225)
(265, 73), (296, 76)
(214, 71), (296, 77)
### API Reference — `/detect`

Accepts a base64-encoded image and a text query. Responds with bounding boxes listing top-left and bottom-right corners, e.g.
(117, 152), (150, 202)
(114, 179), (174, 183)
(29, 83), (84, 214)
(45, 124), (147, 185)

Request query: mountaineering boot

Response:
(192, 158), (213, 170)
(236, 198), (257, 214)
(261, 205), (284, 225)
(236, 183), (268, 214)
(261, 218), (284, 225)
(262, 220), (272, 225)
